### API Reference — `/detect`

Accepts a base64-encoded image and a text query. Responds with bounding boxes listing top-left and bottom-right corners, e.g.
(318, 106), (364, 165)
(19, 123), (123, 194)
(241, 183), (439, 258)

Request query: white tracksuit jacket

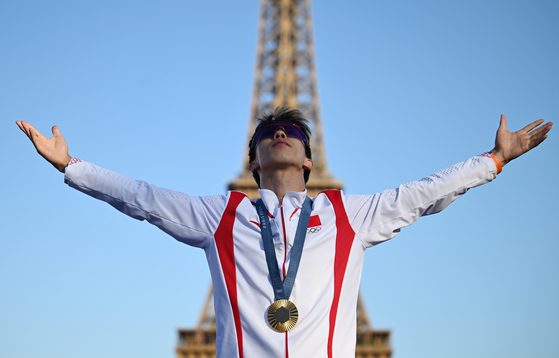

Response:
(64, 154), (498, 358)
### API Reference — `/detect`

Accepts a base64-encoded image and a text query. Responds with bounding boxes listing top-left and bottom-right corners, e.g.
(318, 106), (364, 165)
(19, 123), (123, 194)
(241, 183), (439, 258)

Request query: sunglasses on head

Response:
(251, 121), (308, 147)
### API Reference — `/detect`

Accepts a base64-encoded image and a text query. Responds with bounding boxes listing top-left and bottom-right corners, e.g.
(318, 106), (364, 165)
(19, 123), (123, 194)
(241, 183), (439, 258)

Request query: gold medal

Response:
(267, 299), (299, 332)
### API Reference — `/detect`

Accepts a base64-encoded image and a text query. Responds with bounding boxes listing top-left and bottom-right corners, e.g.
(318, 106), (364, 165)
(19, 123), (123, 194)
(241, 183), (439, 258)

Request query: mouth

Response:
(272, 139), (290, 147)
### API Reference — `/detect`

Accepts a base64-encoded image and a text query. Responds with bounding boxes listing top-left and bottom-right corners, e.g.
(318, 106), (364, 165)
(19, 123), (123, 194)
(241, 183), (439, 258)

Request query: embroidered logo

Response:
(306, 215), (322, 234)
(68, 158), (82, 166)
(307, 226), (321, 234)
(308, 215), (321, 228)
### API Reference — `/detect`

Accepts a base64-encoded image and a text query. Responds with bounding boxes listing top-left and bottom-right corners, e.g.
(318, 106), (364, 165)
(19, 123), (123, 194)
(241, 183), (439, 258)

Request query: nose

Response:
(274, 127), (287, 139)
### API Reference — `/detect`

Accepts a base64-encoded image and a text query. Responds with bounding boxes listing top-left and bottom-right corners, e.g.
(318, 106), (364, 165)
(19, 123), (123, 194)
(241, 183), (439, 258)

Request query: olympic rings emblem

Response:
(307, 226), (321, 234)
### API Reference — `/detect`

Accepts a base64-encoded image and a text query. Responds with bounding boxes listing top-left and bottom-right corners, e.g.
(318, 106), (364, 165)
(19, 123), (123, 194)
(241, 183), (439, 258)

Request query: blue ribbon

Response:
(256, 197), (312, 301)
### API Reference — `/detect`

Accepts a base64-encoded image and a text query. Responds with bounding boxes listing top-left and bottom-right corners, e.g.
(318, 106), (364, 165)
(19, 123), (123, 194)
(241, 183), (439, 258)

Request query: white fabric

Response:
(64, 155), (497, 357)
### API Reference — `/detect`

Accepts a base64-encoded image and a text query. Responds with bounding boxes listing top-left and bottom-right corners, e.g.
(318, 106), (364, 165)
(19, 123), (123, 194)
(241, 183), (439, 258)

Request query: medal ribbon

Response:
(256, 197), (312, 301)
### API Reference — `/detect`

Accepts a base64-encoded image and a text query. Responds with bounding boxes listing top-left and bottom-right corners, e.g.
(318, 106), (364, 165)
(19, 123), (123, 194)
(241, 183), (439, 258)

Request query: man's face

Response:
(250, 126), (313, 174)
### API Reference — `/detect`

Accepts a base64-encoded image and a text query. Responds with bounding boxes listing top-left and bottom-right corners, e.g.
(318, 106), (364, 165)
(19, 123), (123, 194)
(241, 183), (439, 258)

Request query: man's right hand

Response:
(16, 121), (72, 173)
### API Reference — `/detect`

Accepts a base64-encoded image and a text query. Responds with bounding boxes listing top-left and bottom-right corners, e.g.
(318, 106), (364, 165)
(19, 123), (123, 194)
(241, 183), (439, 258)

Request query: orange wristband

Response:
(490, 153), (502, 174)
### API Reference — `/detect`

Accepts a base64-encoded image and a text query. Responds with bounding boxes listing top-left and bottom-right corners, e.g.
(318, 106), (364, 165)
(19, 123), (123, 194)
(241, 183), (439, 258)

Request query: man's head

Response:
(249, 107), (312, 188)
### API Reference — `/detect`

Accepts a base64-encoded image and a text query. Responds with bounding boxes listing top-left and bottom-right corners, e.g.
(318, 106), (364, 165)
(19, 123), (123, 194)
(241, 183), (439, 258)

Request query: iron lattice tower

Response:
(177, 1), (391, 357)
(228, 0), (341, 199)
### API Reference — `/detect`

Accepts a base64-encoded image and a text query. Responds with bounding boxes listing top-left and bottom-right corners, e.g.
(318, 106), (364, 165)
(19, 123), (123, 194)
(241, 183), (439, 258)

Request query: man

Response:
(16, 108), (552, 357)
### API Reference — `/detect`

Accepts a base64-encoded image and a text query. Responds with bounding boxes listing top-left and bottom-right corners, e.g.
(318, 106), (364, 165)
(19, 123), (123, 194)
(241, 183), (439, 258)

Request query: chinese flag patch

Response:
(307, 215), (321, 228)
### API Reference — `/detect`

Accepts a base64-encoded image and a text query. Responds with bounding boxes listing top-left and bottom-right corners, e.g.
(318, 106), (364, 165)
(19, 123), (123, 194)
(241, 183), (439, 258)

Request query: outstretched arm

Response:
(490, 115), (553, 167)
(16, 121), (72, 172)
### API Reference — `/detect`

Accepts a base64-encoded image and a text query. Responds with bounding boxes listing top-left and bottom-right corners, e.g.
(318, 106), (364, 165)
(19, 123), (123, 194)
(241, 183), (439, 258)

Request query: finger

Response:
(530, 133), (549, 149)
(521, 119), (545, 133)
(530, 123), (551, 144)
(27, 126), (39, 145)
(16, 120), (31, 135)
(25, 123), (47, 145)
(16, 120), (27, 134)
(18, 121), (34, 139)
(28, 123), (44, 139)
(528, 121), (552, 138)
(52, 125), (62, 137)
(529, 123), (552, 145)
(499, 114), (508, 132)
(22, 121), (38, 134)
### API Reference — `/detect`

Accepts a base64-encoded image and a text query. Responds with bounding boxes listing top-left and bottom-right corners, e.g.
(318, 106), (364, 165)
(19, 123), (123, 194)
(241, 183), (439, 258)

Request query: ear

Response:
(249, 160), (260, 172)
(303, 158), (314, 170)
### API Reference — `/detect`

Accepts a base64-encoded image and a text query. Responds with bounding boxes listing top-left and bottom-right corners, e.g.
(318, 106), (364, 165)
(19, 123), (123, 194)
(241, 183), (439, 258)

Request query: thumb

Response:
(52, 125), (62, 138)
(498, 114), (508, 133)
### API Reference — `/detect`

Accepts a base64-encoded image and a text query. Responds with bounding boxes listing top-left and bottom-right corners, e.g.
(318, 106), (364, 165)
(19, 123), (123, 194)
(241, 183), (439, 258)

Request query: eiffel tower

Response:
(176, 1), (391, 357)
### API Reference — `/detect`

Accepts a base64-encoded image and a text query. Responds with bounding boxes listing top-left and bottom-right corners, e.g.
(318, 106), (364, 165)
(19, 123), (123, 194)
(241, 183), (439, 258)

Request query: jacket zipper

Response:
(279, 201), (289, 358)
(280, 202), (288, 278)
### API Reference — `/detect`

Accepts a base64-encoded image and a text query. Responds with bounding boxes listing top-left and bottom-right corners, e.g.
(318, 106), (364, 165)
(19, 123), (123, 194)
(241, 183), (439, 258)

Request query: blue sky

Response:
(1, 1), (558, 357)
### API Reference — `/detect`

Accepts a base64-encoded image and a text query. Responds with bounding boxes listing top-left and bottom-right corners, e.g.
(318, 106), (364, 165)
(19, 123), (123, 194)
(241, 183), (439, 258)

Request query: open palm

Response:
(492, 115), (553, 166)
(16, 121), (72, 172)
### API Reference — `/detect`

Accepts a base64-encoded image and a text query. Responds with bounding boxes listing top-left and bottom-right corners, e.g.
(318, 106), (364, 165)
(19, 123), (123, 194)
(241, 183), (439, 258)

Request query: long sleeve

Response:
(64, 160), (227, 248)
(345, 154), (498, 248)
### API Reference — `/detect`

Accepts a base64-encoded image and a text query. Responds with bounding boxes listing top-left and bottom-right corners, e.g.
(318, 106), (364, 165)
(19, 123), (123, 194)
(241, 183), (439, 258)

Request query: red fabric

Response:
(215, 191), (247, 358)
(307, 215), (321, 228)
(322, 190), (356, 358)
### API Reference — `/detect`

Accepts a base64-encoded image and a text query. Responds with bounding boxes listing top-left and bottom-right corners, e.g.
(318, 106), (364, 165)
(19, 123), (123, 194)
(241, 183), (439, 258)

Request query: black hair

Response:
(248, 106), (312, 188)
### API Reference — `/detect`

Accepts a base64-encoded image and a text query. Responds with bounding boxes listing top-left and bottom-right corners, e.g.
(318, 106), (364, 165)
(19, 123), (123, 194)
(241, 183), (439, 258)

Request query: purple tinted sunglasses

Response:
(252, 121), (308, 147)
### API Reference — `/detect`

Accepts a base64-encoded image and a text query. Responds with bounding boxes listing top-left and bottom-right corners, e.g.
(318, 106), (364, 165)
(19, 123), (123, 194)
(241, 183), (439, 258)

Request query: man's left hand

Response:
(491, 115), (553, 167)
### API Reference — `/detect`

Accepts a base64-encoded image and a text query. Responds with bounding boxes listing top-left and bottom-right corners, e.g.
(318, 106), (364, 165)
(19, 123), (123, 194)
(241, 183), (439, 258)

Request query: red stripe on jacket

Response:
(322, 190), (356, 358)
(214, 191), (247, 358)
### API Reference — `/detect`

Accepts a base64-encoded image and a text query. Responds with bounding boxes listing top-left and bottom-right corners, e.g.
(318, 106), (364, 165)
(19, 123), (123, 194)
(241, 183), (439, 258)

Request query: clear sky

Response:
(1, 1), (558, 357)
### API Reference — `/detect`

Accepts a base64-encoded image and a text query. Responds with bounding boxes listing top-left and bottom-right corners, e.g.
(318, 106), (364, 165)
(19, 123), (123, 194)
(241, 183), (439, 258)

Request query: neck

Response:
(259, 168), (306, 201)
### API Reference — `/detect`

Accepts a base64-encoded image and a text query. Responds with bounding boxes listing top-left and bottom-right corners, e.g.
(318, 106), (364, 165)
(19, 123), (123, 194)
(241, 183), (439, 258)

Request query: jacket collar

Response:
(258, 189), (308, 212)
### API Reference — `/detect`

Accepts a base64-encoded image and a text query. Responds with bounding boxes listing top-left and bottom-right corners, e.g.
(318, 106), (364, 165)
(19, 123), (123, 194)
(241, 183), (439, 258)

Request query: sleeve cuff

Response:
(478, 152), (501, 178)
(64, 158), (82, 183)
(65, 157), (82, 170)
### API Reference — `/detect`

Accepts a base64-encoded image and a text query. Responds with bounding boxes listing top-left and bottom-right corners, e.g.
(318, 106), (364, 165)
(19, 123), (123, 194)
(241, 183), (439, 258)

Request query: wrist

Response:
(489, 148), (507, 166)
(489, 149), (503, 174)
(57, 155), (73, 173)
